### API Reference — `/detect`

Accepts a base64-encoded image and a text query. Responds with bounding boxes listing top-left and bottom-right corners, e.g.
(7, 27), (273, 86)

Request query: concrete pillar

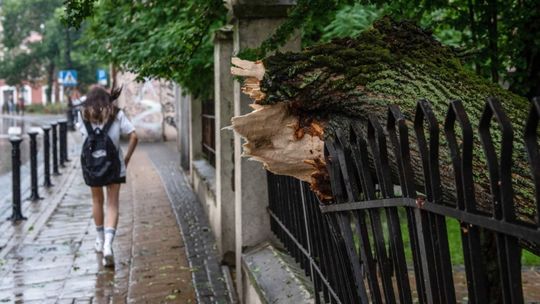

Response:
(214, 26), (236, 262)
(174, 84), (182, 153)
(189, 95), (202, 178)
(177, 90), (191, 171)
(230, 0), (301, 299)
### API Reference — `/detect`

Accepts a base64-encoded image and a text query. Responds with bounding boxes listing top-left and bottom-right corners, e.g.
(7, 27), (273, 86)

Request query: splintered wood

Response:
(231, 58), (266, 102)
(231, 102), (325, 187)
(231, 57), (332, 200)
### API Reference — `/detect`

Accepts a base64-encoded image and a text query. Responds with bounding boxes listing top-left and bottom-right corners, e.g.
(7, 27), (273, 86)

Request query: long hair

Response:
(82, 86), (122, 124)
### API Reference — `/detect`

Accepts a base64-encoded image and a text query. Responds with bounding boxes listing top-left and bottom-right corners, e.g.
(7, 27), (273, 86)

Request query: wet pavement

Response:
(145, 143), (230, 303)
(0, 141), (202, 303)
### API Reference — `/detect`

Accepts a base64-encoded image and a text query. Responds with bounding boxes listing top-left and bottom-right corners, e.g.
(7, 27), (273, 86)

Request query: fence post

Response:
(27, 130), (43, 201)
(42, 125), (53, 187)
(8, 136), (26, 222)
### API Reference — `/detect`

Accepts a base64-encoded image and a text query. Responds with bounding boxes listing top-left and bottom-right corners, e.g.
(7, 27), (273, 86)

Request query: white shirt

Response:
(77, 110), (135, 177)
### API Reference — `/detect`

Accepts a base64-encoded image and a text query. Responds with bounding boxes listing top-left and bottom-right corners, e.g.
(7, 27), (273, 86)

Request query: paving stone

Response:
(145, 142), (231, 303)
(0, 142), (203, 303)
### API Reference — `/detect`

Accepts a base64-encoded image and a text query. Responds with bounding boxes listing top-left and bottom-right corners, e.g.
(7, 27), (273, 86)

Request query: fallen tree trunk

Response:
(231, 17), (535, 226)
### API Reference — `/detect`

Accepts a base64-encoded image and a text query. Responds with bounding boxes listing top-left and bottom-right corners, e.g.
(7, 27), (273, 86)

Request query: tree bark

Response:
(64, 28), (73, 69)
(46, 61), (55, 105)
(231, 17), (535, 225)
(487, 0), (499, 83)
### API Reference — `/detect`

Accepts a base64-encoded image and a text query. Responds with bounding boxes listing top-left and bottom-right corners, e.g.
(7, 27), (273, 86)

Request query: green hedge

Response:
(25, 103), (67, 114)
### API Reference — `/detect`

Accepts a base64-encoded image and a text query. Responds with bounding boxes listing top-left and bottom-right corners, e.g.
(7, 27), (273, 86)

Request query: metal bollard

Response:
(42, 125), (53, 187)
(58, 119), (70, 166)
(8, 136), (27, 221)
(58, 120), (65, 167)
(51, 122), (61, 175)
(59, 119), (71, 162)
(27, 130), (43, 201)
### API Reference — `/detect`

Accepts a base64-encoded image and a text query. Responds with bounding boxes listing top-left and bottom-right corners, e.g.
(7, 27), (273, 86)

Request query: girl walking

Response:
(78, 86), (138, 267)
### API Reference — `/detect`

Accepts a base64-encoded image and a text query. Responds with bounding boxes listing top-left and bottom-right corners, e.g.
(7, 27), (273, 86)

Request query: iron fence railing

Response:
(201, 99), (215, 166)
(268, 98), (540, 304)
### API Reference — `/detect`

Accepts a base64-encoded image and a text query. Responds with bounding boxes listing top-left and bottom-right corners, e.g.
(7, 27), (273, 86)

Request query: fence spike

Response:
(524, 97), (540, 228)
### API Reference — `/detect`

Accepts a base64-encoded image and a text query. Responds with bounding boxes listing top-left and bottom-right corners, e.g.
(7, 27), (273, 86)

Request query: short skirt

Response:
(111, 176), (126, 184)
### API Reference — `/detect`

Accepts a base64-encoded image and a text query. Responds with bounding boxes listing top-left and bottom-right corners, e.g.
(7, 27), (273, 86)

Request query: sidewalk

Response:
(0, 142), (224, 303)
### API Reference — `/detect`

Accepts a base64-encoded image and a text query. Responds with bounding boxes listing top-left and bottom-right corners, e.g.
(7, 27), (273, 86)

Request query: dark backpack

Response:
(80, 117), (121, 186)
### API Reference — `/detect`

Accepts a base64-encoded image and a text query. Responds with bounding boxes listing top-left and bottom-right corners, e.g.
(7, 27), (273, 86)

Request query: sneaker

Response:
(95, 238), (104, 253)
(102, 244), (114, 267)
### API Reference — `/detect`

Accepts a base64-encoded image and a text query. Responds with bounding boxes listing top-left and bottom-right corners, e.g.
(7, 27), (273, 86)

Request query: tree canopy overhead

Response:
(64, 0), (539, 99)
(65, 0), (226, 98)
(0, 0), (102, 102)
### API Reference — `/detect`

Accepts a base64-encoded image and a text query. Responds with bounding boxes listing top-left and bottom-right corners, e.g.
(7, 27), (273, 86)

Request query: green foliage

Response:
(25, 102), (67, 114)
(0, 50), (42, 86)
(251, 0), (539, 97)
(321, 4), (382, 41)
(67, 0), (226, 98)
(398, 211), (540, 266)
(62, 0), (95, 29)
(1, 0), (63, 48)
(0, 0), (100, 103)
(63, 0), (539, 98)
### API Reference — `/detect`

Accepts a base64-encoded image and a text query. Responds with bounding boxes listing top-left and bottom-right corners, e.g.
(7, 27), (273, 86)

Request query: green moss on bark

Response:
(259, 17), (535, 224)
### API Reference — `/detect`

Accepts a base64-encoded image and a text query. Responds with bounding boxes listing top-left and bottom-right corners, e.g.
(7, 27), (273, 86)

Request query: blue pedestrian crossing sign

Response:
(97, 69), (108, 85)
(59, 70), (78, 87)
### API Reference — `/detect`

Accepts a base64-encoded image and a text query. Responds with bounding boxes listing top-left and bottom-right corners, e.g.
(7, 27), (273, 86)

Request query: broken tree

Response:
(231, 17), (536, 225)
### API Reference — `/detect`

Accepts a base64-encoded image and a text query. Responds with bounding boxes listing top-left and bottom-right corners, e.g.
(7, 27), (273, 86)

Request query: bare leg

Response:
(103, 183), (121, 266)
(91, 187), (104, 226)
(105, 183), (121, 229)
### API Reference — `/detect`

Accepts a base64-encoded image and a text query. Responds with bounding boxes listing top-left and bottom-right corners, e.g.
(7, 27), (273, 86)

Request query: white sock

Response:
(104, 227), (116, 249)
(96, 226), (104, 242)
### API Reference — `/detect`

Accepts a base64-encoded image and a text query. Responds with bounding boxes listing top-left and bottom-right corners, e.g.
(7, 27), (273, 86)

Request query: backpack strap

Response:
(83, 120), (94, 135)
(102, 115), (115, 134)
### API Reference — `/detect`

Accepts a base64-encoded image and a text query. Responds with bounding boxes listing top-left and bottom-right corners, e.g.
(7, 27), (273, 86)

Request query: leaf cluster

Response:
(63, 0), (539, 98)
(0, 0), (105, 101)
(74, 0), (226, 98)
(258, 0), (540, 97)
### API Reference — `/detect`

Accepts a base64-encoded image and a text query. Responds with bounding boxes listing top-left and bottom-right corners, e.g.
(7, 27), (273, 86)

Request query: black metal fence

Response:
(268, 98), (540, 304)
(201, 99), (216, 166)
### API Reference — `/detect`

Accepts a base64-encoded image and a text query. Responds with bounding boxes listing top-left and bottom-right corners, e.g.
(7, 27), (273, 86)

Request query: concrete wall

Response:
(115, 72), (177, 141)
(189, 96), (203, 176)
(161, 81), (177, 141)
(179, 26), (237, 267)
(191, 159), (218, 241)
(242, 270), (264, 304)
(214, 26), (236, 262)
(231, 2), (301, 300)
(175, 86), (191, 170)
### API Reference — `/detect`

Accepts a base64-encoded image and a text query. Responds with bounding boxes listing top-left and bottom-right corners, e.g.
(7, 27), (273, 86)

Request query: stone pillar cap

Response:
(28, 127), (43, 135)
(229, 0), (296, 18)
(8, 127), (22, 136)
(9, 136), (22, 143)
(214, 25), (234, 42)
(42, 125), (51, 130)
